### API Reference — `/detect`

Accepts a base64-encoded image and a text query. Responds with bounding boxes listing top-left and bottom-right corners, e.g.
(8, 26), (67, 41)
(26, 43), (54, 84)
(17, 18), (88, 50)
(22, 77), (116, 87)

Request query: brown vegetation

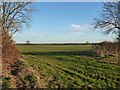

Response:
(1, 2), (33, 74)
(0, 2), (43, 88)
(92, 41), (119, 65)
(1, 31), (47, 88)
(2, 30), (20, 74)
(2, 58), (47, 89)
(92, 41), (118, 57)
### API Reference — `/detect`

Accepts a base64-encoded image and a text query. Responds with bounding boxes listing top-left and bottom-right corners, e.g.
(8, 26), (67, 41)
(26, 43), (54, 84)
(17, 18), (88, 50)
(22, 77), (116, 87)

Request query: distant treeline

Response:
(16, 43), (100, 45)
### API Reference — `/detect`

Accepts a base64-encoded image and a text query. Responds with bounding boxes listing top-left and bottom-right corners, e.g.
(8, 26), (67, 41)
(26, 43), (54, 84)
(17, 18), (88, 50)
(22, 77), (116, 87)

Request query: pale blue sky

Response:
(14, 2), (114, 43)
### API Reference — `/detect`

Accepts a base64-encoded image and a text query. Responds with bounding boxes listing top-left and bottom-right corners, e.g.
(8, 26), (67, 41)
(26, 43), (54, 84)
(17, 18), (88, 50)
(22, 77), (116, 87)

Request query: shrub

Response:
(2, 30), (20, 72)
(92, 41), (118, 57)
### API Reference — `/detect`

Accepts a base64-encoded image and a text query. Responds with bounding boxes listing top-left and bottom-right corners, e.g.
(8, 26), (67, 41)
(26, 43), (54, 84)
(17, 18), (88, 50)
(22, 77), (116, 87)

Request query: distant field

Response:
(18, 45), (120, 88)
(18, 44), (92, 53)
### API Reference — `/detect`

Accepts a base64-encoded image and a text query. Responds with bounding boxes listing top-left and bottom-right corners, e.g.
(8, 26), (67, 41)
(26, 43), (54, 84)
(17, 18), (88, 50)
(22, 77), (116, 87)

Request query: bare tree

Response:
(1, 1), (34, 36)
(26, 40), (31, 44)
(93, 2), (120, 39)
(92, 2), (120, 64)
(0, 1), (34, 70)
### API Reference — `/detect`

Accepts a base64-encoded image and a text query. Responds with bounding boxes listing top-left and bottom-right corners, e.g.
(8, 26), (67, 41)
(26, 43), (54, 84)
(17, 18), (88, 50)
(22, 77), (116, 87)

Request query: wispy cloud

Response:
(14, 32), (50, 37)
(70, 24), (81, 31)
(65, 24), (90, 35)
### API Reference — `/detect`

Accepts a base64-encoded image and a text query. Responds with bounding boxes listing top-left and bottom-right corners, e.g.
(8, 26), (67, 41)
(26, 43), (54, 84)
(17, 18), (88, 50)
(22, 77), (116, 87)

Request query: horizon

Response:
(15, 40), (115, 44)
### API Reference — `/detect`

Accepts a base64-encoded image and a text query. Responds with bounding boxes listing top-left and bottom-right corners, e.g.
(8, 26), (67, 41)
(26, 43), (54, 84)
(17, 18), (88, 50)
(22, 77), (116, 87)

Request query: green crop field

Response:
(18, 45), (120, 88)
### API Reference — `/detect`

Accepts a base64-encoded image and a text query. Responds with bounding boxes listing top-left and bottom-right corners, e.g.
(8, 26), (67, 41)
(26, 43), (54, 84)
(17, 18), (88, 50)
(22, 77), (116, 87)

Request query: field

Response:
(18, 45), (120, 88)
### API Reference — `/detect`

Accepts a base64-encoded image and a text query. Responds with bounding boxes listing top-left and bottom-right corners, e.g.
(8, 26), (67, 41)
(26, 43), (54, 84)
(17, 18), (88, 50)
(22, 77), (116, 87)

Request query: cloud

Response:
(14, 32), (50, 37)
(65, 24), (90, 35)
(70, 24), (81, 31)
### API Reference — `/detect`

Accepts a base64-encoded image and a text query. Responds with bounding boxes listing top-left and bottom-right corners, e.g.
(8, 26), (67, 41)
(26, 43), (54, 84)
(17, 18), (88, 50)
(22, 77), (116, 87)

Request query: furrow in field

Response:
(22, 53), (120, 88)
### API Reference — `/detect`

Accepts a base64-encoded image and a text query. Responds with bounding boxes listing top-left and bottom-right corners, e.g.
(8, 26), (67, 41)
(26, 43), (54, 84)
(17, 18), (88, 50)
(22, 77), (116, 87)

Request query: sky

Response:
(13, 2), (114, 43)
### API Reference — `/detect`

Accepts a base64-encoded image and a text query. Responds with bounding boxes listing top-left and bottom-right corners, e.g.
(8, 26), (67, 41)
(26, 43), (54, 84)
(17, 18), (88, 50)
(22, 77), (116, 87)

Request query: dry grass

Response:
(1, 31), (47, 88)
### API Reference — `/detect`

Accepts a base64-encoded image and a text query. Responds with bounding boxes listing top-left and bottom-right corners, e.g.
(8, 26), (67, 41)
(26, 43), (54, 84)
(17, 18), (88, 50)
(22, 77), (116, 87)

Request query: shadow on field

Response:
(22, 50), (94, 57)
